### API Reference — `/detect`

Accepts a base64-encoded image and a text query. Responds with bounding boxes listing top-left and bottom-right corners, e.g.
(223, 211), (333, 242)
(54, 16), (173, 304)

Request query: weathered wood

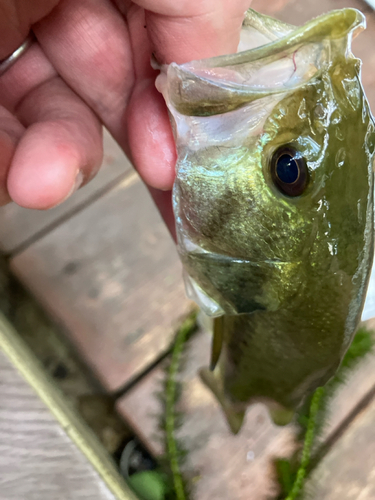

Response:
(10, 176), (193, 391)
(1, 259), (132, 455)
(311, 398), (375, 499)
(0, 313), (136, 500)
(0, 129), (132, 254)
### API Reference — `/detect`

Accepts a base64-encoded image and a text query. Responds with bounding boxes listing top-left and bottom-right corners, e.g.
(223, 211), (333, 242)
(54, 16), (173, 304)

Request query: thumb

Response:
(134, 0), (252, 64)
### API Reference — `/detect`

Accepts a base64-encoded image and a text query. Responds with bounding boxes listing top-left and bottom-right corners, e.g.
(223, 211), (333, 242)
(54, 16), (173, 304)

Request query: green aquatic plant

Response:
(127, 471), (167, 500)
(126, 311), (197, 500)
(280, 387), (324, 500)
(156, 311), (198, 500)
(163, 315), (195, 500)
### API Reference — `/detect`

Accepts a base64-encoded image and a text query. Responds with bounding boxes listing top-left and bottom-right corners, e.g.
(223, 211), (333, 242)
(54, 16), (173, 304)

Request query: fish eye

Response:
(270, 146), (309, 197)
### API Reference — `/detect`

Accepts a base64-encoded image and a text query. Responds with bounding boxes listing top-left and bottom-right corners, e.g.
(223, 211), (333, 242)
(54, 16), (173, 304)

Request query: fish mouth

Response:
(164, 9), (364, 116)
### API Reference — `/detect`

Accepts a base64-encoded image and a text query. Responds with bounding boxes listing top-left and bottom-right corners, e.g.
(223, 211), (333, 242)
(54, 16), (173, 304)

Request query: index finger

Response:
(0, 0), (59, 58)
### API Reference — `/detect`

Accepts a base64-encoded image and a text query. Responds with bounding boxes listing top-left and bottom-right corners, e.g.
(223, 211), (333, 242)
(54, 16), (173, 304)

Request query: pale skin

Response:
(0, 0), (252, 234)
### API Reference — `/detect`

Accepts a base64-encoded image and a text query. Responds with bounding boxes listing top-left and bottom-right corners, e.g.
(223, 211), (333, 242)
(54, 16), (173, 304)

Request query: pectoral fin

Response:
(210, 316), (224, 371)
(200, 367), (245, 434)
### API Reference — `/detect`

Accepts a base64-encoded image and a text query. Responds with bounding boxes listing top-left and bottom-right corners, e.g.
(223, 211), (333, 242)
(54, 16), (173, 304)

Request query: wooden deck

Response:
(1, 0), (375, 498)
(0, 313), (136, 500)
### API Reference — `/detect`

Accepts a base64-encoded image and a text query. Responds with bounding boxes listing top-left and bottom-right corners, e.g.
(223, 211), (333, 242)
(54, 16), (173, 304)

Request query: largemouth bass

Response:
(156, 8), (375, 433)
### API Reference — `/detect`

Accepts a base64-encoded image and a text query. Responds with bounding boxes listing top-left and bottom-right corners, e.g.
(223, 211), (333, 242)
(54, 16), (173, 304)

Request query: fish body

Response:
(157, 8), (375, 433)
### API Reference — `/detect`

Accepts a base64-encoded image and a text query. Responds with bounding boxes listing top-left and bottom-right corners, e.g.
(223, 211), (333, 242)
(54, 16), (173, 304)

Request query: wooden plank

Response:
(0, 313), (136, 500)
(0, 347), (118, 500)
(0, 129), (132, 254)
(117, 320), (375, 500)
(310, 399), (375, 499)
(10, 176), (193, 391)
(2, 258), (132, 456)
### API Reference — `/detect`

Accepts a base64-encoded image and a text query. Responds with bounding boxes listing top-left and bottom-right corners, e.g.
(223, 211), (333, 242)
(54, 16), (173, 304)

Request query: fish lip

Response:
(188, 250), (300, 266)
(177, 8), (364, 69)
(228, 258), (297, 265)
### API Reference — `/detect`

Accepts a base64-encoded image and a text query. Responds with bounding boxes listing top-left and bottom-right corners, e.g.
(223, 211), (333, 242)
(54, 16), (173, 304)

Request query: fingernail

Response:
(52, 170), (83, 208)
(65, 169), (84, 199)
(73, 169), (84, 191)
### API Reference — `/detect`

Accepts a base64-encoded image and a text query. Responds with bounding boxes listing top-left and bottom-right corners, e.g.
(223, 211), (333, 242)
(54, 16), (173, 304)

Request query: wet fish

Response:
(156, 8), (375, 433)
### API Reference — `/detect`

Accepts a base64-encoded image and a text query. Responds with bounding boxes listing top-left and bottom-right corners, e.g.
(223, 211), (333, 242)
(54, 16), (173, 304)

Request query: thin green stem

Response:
(285, 387), (325, 500)
(165, 320), (193, 500)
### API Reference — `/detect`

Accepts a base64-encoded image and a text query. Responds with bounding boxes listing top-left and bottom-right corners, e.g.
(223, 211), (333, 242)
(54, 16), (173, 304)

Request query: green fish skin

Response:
(157, 8), (375, 433)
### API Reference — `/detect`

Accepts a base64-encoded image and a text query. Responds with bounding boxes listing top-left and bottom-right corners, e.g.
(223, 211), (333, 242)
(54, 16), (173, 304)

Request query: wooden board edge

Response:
(0, 312), (138, 500)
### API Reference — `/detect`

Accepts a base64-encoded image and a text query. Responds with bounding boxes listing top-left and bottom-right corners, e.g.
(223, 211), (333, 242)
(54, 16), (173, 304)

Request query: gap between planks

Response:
(8, 171), (138, 257)
(309, 375), (375, 474)
(110, 310), (198, 400)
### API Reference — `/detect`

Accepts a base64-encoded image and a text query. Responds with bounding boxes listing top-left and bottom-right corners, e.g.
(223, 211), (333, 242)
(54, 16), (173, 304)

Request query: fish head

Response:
(157, 8), (375, 318)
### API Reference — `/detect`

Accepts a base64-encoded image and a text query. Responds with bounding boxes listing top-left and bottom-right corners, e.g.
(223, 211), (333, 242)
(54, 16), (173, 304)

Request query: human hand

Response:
(0, 0), (251, 233)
